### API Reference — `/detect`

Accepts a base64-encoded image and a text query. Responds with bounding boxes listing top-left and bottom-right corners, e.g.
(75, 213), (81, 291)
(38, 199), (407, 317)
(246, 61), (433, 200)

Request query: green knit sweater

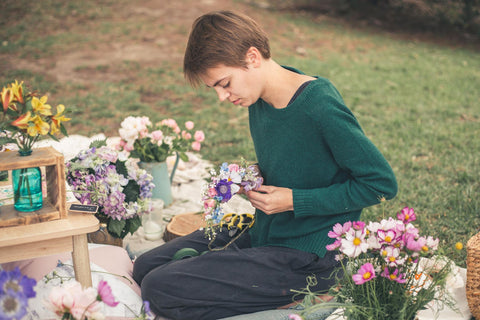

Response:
(248, 73), (397, 257)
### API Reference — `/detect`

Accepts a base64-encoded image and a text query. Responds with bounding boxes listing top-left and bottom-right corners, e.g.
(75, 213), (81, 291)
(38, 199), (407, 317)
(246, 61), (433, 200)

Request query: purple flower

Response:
(0, 268), (36, 320)
(215, 179), (234, 202)
(0, 267), (36, 299)
(0, 288), (29, 320)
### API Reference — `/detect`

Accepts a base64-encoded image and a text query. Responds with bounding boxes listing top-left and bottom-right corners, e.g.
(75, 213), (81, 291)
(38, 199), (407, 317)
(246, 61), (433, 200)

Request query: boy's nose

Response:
(215, 87), (230, 102)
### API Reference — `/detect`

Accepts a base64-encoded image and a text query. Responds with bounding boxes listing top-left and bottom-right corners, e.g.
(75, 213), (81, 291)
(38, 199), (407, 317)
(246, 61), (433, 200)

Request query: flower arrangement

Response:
(291, 207), (455, 320)
(0, 267), (153, 320)
(118, 116), (205, 163)
(0, 80), (70, 154)
(66, 141), (155, 239)
(201, 161), (263, 238)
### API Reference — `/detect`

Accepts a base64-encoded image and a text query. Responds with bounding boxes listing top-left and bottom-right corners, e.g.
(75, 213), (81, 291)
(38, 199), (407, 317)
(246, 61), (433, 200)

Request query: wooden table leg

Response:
(71, 234), (93, 288)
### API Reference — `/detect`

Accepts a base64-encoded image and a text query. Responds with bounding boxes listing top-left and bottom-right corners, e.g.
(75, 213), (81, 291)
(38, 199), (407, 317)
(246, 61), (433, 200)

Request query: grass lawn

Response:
(1, 0), (479, 267)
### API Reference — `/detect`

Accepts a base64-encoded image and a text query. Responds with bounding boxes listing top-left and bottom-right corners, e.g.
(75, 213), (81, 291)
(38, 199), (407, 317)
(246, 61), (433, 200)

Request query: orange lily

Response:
(11, 112), (32, 130)
(31, 95), (52, 116)
(10, 80), (24, 104)
(27, 114), (50, 137)
(50, 104), (71, 135)
(1, 87), (13, 113)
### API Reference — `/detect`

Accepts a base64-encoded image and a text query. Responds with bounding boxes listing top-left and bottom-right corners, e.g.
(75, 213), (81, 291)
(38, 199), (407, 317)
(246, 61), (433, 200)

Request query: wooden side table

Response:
(0, 212), (99, 287)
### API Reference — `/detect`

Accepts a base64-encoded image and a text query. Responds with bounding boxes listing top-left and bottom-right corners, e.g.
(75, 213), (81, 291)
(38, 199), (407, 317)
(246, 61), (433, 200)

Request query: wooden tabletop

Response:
(0, 213), (99, 248)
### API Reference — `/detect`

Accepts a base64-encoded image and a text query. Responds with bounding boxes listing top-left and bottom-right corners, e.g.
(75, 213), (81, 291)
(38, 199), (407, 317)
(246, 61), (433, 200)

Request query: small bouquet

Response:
(291, 207), (456, 320)
(66, 141), (155, 239)
(118, 116), (205, 163)
(201, 161), (263, 238)
(0, 80), (70, 154)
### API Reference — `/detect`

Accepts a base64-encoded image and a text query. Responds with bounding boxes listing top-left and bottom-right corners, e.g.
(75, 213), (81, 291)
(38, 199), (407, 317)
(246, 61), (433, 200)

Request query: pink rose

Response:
(182, 131), (192, 140)
(194, 130), (205, 142)
(192, 141), (201, 151)
(228, 164), (240, 172)
(204, 198), (216, 209)
(208, 187), (217, 197)
(185, 121), (194, 130)
(151, 130), (163, 142)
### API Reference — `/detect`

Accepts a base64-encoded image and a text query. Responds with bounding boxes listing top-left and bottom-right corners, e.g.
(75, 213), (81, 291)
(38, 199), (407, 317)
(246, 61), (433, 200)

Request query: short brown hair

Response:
(183, 10), (271, 87)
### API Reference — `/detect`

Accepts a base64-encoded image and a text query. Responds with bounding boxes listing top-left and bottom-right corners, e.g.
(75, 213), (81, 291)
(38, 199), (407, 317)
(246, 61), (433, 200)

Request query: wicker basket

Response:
(163, 212), (206, 242)
(467, 232), (480, 319)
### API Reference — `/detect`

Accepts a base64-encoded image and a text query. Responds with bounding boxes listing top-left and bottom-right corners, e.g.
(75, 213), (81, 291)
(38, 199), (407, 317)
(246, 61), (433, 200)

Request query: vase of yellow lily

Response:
(0, 80), (70, 212)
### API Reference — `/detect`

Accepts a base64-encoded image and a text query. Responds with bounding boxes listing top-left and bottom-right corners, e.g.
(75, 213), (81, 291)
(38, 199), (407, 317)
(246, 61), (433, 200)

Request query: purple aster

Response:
(215, 179), (233, 202)
(0, 267), (36, 299)
(0, 288), (29, 320)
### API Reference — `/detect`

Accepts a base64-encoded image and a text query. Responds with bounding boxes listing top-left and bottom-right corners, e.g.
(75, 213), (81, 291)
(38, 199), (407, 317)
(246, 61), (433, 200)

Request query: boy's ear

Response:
(246, 47), (262, 67)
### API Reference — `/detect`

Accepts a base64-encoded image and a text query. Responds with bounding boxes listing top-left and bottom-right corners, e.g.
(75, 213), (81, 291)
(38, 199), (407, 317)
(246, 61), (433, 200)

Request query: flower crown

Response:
(201, 160), (263, 238)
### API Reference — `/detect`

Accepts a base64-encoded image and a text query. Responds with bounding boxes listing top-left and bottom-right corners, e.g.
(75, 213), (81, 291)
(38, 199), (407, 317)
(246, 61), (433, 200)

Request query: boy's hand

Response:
(246, 185), (293, 215)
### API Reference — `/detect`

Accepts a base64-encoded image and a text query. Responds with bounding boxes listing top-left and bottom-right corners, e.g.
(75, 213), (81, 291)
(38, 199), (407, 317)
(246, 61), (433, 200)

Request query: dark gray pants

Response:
(132, 228), (339, 320)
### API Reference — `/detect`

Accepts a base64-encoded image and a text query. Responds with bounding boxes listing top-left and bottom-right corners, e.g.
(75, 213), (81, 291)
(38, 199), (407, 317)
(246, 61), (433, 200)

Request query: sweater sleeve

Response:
(292, 94), (398, 218)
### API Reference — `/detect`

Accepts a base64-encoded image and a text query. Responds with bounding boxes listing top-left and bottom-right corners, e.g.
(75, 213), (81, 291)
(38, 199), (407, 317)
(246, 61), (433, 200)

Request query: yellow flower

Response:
(1, 87), (13, 113)
(10, 80), (24, 104)
(27, 114), (50, 136)
(11, 111), (32, 129)
(455, 242), (463, 250)
(31, 95), (52, 116)
(50, 104), (71, 135)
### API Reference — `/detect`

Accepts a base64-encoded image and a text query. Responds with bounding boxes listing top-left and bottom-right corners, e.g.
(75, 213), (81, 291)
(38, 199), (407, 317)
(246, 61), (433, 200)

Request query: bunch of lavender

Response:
(66, 141), (154, 239)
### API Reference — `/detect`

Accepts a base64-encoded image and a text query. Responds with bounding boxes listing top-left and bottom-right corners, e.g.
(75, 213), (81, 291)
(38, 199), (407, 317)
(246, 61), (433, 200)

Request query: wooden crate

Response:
(0, 147), (67, 227)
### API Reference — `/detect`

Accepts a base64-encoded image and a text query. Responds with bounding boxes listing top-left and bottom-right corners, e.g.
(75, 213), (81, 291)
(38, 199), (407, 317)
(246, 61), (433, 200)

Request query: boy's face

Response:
(200, 63), (262, 108)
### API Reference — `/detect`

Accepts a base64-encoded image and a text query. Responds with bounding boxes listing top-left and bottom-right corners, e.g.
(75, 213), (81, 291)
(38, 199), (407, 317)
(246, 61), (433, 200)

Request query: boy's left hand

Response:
(246, 185), (293, 215)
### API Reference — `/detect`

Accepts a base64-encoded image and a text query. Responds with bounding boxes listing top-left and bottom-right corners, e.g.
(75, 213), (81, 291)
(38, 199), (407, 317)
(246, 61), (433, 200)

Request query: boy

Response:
(133, 10), (397, 320)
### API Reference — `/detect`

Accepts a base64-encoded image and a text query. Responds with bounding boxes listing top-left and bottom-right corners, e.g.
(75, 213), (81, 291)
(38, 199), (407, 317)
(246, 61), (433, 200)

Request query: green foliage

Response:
(106, 214), (142, 239)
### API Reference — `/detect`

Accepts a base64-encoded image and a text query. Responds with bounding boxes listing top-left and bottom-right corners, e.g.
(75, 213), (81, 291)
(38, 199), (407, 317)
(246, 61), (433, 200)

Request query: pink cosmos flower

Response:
(185, 121), (194, 130)
(383, 246), (406, 267)
(352, 221), (365, 230)
(97, 280), (119, 307)
(341, 228), (368, 258)
(381, 267), (406, 283)
(352, 262), (376, 285)
(397, 206), (416, 223)
(426, 236), (439, 251)
(377, 229), (400, 245)
(326, 239), (341, 251)
(288, 314), (303, 320)
(328, 221), (352, 239)
(406, 235), (426, 252)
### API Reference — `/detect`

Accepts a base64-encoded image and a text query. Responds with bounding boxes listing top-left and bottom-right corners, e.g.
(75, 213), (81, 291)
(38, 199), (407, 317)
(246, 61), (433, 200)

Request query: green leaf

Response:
(123, 179), (140, 203)
(116, 160), (128, 177)
(89, 139), (107, 148)
(107, 218), (126, 238)
(125, 215), (142, 236)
